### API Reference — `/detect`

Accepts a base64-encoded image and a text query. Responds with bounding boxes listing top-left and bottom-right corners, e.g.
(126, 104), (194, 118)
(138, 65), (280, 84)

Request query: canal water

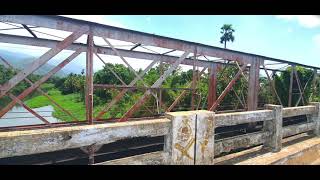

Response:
(0, 105), (62, 127)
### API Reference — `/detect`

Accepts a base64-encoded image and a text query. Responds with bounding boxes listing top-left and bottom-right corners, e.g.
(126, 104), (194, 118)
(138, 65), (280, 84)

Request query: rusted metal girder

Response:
(0, 56), (78, 121)
(208, 64), (218, 110)
(7, 93), (51, 125)
(0, 34), (287, 72)
(102, 37), (158, 101)
(0, 28), (87, 99)
(235, 61), (249, 82)
(293, 67), (305, 106)
(0, 50), (82, 118)
(262, 64), (283, 106)
(247, 58), (261, 111)
(309, 69), (319, 102)
(295, 70), (315, 106)
(95, 53), (127, 86)
(166, 67), (208, 112)
(95, 59), (159, 120)
(119, 52), (190, 122)
(86, 31), (94, 124)
(158, 61), (164, 114)
(232, 88), (246, 109)
(209, 63), (248, 111)
(93, 84), (193, 91)
(191, 48), (198, 110)
(220, 61), (248, 109)
(22, 24), (38, 38)
(288, 65), (294, 107)
(2, 15), (319, 70)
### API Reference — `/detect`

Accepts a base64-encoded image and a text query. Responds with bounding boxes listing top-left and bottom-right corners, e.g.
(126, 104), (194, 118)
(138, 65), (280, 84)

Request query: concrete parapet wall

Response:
(1, 103), (319, 164)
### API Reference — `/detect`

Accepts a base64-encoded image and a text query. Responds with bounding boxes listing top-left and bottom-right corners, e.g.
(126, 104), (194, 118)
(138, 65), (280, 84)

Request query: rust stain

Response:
(200, 115), (214, 155)
(175, 138), (195, 161)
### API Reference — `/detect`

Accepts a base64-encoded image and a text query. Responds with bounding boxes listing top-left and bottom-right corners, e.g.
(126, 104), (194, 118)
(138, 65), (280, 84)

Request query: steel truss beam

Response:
(0, 56), (78, 121)
(166, 67), (208, 112)
(102, 37), (158, 101)
(262, 64), (283, 106)
(209, 63), (248, 111)
(0, 50), (82, 118)
(1, 15), (319, 70)
(95, 59), (160, 120)
(295, 70), (315, 106)
(0, 28), (88, 99)
(120, 51), (190, 122)
(293, 67), (305, 106)
(86, 30), (94, 124)
(0, 33), (286, 72)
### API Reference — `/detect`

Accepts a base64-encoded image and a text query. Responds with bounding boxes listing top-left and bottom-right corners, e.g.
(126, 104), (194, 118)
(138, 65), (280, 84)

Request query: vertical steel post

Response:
(310, 69), (318, 102)
(86, 30), (94, 124)
(247, 58), (261, 129)
(207, 63), (217, 110)
(288, 65), (294, 107)
(247, 58), (261, 111)
(272, 70), (277, 103)
(191, 48), (197, 110)
(159, 61), (163, 114)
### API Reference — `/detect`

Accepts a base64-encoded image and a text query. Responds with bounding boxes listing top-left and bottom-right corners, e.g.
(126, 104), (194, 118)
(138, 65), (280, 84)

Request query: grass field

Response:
(25, 86), (87, 122)
(24, 83), (132, 122)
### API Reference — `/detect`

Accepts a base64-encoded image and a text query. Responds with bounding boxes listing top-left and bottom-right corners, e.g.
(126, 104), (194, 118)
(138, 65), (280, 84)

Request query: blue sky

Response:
(0, 15), (319, 71)
(98, 15), (320, 67)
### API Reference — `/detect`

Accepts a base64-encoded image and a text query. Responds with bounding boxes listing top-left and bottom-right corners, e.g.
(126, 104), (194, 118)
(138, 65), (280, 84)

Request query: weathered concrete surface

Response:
(264, 105), (282, 152)
(215, 110), (273, 127)
(282, 122), (315, 138)
(195, 110), (215, 165)
(164, 111), (197, 165)
(236, 135), (320, 165)
(283, 106), (316, 118)
(215, 132), (267, 156)
(309, 102), (320, 136)
(0, 118), (170, 159)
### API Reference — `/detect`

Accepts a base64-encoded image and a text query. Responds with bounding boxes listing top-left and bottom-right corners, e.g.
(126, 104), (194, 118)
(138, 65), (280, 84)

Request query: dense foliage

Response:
(1, 62), (319, 120)
(0, 64), (41, 108)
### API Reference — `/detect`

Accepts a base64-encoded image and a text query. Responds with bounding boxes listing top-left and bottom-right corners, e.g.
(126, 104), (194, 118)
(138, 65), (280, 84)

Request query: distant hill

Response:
(0, 49), (84, 77)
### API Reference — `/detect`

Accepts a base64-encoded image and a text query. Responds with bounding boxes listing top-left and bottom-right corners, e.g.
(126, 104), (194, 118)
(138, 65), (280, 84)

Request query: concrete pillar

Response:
(195, 110), (215, 165)
(263, 104), (283, 152)
(164, 111), (197, 165)
(164, 110), (215, 165)
(309, 102), (320, 136)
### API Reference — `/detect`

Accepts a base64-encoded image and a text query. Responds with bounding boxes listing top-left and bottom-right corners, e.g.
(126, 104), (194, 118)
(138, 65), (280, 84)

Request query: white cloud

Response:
(276, 15), (320, 28)
(287, 27), (293, 33)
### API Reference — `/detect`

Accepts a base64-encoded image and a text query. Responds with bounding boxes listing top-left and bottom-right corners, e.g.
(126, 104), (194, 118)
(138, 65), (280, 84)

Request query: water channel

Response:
(0, 105), (62, 127)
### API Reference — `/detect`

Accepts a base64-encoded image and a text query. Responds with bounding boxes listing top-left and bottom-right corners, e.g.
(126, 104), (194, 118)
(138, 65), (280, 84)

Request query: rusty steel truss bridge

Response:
(0, 15), (319, 165)
(0, 15), (319, 129)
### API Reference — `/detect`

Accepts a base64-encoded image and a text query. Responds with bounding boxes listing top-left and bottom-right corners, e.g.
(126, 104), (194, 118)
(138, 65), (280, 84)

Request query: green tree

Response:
(274, 66), (314, 107)
(220, 24), (235, 49)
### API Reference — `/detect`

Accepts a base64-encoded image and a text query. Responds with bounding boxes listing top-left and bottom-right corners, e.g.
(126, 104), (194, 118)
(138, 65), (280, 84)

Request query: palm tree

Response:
(220, 24), (235, 49)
